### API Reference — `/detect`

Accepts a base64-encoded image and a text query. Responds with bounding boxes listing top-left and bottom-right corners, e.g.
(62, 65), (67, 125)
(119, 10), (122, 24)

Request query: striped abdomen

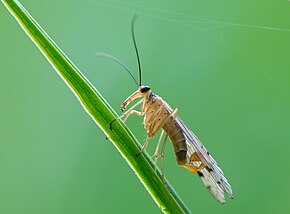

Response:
(162, 118), (187, 165)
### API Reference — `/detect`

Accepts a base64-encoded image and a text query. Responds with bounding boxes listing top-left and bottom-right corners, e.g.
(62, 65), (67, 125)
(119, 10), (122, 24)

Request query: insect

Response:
(99, 16), (234, 204)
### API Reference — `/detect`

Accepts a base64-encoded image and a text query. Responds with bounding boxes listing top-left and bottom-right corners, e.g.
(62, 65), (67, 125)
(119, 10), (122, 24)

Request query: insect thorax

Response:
(143, 92), (166, 134)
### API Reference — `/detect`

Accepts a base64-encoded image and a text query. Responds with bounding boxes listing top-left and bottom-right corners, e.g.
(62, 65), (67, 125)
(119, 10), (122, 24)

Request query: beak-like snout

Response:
(121, 89), (143, 111)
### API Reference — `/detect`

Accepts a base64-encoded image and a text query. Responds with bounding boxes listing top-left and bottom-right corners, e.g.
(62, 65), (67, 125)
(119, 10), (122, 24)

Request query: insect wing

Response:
(175, 117), (234, 202)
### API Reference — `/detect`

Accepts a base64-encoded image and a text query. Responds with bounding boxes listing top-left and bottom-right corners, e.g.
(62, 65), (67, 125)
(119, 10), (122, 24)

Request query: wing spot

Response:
(206, 166), (213, 172)
(197, 171), (204, 177)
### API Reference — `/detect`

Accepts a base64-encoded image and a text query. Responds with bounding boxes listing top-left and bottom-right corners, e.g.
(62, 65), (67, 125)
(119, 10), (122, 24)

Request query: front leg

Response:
(110, 99), (144, 130)
(123, 110), (144, 123)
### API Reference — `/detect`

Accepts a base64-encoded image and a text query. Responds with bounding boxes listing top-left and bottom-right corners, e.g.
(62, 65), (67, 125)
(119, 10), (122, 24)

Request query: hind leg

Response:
(152, 130), (165, 170)
(160, 133), (169, 182)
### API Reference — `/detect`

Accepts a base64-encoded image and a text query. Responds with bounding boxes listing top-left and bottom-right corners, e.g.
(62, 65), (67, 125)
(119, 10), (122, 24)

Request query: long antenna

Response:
(131, 15), (142, 86)
(96, 52), (139, 87)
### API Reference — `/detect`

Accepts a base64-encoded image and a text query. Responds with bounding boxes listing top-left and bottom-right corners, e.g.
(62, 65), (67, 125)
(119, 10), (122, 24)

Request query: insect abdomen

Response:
(163, 119), (187, 165)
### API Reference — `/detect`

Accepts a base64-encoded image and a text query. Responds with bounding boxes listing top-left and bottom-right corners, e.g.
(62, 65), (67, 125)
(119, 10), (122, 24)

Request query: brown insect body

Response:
(120, 86), (206, 174)
(105, 16), (233, 204)
(115, 85), (233, 203)
(142, 91), (188, 165)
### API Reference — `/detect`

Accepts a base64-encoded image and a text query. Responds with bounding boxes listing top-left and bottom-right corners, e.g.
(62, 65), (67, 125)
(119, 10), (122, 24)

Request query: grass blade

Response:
(1, 0), (191, 213)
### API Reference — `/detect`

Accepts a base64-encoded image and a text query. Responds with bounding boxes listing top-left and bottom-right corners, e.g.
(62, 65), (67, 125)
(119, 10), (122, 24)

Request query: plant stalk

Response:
(1, 0), (191, 213)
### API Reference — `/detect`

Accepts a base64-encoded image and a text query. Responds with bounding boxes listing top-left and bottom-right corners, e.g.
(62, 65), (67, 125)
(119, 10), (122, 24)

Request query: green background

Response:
(1, 0), (290, 213)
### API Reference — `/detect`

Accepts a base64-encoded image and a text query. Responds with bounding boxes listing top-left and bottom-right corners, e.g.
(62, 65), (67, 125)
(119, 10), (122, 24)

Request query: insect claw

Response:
(109, 119), (116, 130)
(150, 153), (161, 171)
(136, 151), (142, 157)
(164, 182), (171, 192)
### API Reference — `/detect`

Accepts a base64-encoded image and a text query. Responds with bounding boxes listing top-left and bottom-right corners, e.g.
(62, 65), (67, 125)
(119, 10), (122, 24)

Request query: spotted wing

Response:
(175, 117), (234, 203)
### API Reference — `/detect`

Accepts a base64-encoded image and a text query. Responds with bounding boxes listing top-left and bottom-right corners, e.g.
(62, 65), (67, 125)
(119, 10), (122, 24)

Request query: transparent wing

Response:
(175, 116), (234, 203)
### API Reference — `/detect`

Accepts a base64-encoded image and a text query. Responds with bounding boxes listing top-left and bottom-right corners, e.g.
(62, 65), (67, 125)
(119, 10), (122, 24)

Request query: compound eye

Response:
(140, 86), (151, 93)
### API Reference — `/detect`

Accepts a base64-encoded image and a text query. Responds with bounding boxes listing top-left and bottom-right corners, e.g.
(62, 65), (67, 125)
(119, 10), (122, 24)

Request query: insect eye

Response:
(140, 86), (151, 93)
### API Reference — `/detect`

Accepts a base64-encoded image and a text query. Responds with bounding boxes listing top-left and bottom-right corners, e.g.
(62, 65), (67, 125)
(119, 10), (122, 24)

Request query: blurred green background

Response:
(1, 0), (290, 213)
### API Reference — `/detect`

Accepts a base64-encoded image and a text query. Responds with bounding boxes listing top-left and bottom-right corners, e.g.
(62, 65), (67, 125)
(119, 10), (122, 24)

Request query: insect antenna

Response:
(131, 15), (142, 86)
(95, 52), (139, 87)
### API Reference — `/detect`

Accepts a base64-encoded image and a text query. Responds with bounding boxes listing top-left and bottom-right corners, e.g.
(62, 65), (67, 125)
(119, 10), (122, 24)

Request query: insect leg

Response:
(152, 130), (165, 170)
(110, 99), (144, 130)
(123, 110), (143, 123)
(160, 133), (169, 182)
(136, 135), (152, 157)
(119, 98), (144, 119)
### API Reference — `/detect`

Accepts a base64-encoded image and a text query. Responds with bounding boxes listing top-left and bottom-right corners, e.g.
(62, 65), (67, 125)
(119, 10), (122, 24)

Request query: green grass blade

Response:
(1, 0), (191, 213)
